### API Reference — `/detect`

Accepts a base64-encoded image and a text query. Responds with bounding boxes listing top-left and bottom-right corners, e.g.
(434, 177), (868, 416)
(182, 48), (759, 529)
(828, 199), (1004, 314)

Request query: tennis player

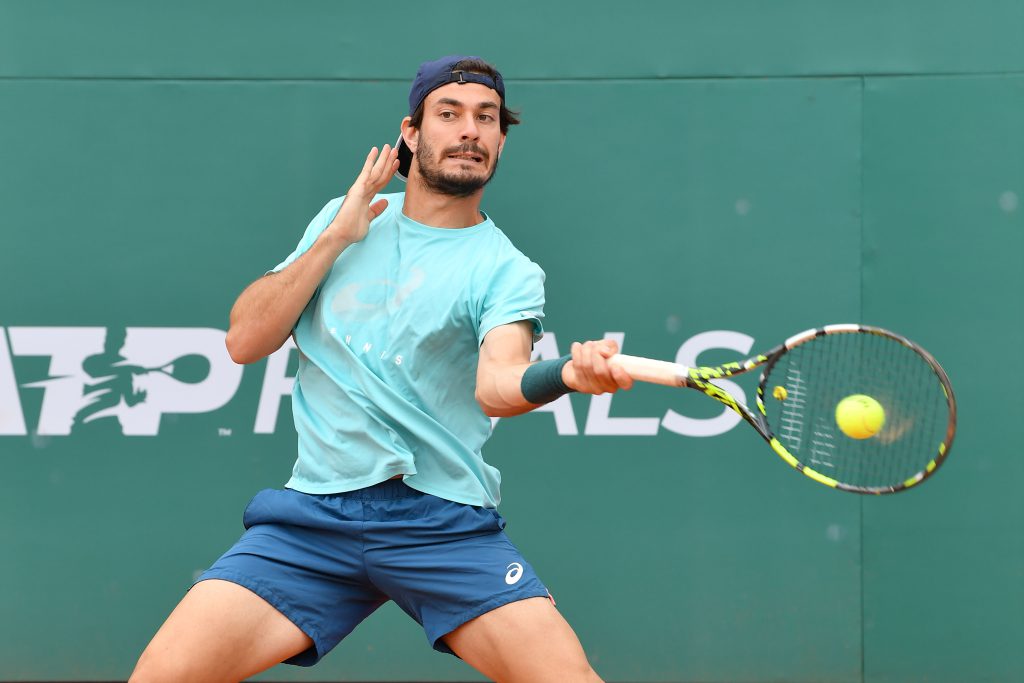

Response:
(130, 55), (631, 683)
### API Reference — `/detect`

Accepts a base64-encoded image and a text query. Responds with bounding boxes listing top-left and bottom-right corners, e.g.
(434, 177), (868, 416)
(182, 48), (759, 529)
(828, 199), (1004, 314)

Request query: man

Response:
(131, 55), (632, 683)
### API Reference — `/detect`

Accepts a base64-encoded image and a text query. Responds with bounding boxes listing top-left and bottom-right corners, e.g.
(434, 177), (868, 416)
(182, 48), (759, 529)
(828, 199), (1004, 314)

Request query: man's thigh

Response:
(130, 579), (312, 683)
(132, 488), (390, 679)
(442, 596), (603, 683)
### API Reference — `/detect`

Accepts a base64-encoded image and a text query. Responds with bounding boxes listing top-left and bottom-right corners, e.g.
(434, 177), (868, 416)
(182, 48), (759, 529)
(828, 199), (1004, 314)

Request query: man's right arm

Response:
(225, 231), (352, 364)
(225, 145), (399, 365)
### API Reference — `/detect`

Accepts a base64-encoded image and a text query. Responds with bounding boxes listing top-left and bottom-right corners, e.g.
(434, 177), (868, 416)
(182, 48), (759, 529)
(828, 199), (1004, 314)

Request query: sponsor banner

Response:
(0, 326), (755, 438)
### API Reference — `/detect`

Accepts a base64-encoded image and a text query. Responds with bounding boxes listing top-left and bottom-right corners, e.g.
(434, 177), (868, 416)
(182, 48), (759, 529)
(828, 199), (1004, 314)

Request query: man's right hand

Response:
(226, 144), (399, 364)
(325, 144), (400, 246)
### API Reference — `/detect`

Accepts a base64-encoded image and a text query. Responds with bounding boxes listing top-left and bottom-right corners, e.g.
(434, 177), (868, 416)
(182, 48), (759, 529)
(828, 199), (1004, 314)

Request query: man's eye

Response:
(440, 111), (456, 120)
(478, 114), (495, 122)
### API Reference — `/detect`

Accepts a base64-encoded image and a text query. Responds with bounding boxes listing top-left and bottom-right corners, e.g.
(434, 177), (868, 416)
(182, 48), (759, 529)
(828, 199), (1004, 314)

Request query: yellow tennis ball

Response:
(772, 385), (788, 401)
(835, 394), (886, 439)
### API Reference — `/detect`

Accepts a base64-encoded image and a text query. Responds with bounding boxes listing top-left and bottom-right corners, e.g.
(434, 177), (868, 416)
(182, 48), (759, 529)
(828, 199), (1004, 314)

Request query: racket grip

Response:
(609, 354), (689, 387)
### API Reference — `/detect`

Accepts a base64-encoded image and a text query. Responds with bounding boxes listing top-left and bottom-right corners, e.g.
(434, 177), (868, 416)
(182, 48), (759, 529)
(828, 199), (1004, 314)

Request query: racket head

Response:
(754, 325), (956, 494)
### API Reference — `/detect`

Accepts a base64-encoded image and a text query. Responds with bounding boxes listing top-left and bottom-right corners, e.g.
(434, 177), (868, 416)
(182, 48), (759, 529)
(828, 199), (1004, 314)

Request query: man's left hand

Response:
(563, 339), (634, 395)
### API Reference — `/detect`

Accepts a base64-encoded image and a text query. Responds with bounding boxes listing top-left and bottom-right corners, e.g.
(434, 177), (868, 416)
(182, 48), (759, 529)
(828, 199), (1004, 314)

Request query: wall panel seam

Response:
(1, 71), (1023, 84)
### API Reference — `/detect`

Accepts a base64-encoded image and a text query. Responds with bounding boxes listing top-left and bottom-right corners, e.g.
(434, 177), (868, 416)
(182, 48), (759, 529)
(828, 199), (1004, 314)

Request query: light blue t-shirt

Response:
(272, 192), (545, 508)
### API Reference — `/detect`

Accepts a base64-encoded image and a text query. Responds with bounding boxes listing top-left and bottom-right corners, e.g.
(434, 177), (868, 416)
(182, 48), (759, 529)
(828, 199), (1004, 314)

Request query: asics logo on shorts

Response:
(505, 562), (523, 585)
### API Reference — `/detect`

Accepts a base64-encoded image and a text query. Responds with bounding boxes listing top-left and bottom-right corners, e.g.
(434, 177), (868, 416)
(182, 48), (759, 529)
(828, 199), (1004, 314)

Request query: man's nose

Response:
(459, 117), (480, 140)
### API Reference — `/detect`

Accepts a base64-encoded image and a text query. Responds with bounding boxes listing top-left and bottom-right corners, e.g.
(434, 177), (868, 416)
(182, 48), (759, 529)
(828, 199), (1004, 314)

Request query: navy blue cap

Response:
(395, 55), (505, 181)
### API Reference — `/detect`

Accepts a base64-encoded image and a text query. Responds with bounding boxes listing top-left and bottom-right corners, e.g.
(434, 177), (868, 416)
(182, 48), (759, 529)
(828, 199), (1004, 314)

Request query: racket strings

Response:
(762, 332), (952, 490)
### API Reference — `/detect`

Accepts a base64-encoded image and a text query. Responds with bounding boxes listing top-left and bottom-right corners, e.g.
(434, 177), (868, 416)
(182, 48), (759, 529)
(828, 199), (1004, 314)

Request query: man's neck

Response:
(401, 179), (486, 229)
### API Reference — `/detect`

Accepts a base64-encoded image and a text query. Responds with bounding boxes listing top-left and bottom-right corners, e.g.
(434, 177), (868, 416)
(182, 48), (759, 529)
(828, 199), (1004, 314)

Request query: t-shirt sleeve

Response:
(478, 256), (546, 345)
(268, 196), (345, 274)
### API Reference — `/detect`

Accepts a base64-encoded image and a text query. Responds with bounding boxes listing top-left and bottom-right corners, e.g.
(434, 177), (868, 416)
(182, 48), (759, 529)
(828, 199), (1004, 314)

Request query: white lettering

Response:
(0, 328), (27, 435)
(10, 327), (243, 436)
(254, 338), (296, 434)
(583, 332), (660, 436)
(661, 331), (754, 437)
(0, 326), (758, 440)
(11, 327), (107, 435)
(105, 328), (243, 435)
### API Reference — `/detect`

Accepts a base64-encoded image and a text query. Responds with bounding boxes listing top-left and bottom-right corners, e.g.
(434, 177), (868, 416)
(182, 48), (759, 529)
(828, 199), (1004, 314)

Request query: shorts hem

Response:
(194, 569), (325, 666)
(429, 587), (552, 656)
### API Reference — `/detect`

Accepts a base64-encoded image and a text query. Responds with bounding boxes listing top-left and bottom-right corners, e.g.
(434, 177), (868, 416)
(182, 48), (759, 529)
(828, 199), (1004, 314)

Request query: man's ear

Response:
(497, 132), (506, 158)
(400, 116), (418, 154)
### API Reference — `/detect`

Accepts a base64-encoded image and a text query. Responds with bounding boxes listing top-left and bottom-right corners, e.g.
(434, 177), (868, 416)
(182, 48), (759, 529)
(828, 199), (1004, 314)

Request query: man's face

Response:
(407, 82), (506, 197)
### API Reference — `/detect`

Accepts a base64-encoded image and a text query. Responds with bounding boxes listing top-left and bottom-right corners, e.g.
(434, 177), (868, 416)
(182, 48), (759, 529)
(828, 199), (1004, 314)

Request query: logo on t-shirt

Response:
(331, 267), (425, 323)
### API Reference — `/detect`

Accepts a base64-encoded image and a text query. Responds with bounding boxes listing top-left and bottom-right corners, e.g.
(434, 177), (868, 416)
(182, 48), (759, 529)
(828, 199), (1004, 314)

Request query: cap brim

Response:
(396, 135), (412, 182)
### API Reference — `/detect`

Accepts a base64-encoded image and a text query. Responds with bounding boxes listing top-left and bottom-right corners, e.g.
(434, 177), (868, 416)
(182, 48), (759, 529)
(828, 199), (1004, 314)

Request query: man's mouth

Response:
(446, 150), (485, 164)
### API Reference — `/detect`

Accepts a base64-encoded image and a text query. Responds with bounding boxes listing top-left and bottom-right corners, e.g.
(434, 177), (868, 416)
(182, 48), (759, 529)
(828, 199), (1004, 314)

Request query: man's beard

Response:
(414, 138), (499, 198)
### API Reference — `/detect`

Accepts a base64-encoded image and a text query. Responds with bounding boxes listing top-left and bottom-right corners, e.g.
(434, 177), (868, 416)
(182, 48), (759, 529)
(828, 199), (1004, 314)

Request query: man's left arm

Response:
(475, 321), (634, 418)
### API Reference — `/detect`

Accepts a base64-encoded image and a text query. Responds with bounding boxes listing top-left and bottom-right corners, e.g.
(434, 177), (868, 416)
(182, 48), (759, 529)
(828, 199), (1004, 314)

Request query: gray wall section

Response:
(1, 3), (1021, 682)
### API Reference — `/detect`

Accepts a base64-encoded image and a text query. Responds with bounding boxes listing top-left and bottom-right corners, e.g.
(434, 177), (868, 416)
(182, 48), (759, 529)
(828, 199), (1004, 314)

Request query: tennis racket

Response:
(610, 324), (957, 494)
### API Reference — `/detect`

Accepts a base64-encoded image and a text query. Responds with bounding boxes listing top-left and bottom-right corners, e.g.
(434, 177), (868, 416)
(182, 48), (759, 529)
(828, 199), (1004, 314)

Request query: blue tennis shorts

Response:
(195, 479), (550, 666)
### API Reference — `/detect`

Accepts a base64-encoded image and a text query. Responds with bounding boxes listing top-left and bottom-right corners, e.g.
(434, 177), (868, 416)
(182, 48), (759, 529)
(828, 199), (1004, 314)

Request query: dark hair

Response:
(409, 58), (521, 133)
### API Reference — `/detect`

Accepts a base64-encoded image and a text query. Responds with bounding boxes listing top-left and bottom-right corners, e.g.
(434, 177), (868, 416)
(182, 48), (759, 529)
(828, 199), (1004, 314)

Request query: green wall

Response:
(1, 2), (1021, 681)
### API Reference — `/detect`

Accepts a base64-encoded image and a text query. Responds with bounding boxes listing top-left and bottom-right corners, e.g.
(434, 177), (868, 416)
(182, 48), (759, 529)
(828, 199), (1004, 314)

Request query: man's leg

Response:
(129, 579), (313, 683)
(442, 597), (603, 683)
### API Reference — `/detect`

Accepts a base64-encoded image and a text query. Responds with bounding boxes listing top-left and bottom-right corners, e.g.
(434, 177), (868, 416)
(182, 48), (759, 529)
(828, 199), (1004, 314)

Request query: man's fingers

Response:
(588, 346), (616, 391)
(596, 339), (620, 357)
(381, 146), (400, 186)
(610, 364), (634, 390)
(360, 146), (379, 179)
(584, 340), (620, 392)
(368, 198), (389, 220)
(370, 144), (392, 181)
(595, 340), (625, 391)
(366, 145), (399, 194)
(579, 341), (596, 389)
(570, 340), (629, 394)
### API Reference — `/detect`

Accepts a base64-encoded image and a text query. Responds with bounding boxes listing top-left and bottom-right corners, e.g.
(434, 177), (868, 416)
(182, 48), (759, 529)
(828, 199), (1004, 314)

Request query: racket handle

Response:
(609, 354), (689, 387)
